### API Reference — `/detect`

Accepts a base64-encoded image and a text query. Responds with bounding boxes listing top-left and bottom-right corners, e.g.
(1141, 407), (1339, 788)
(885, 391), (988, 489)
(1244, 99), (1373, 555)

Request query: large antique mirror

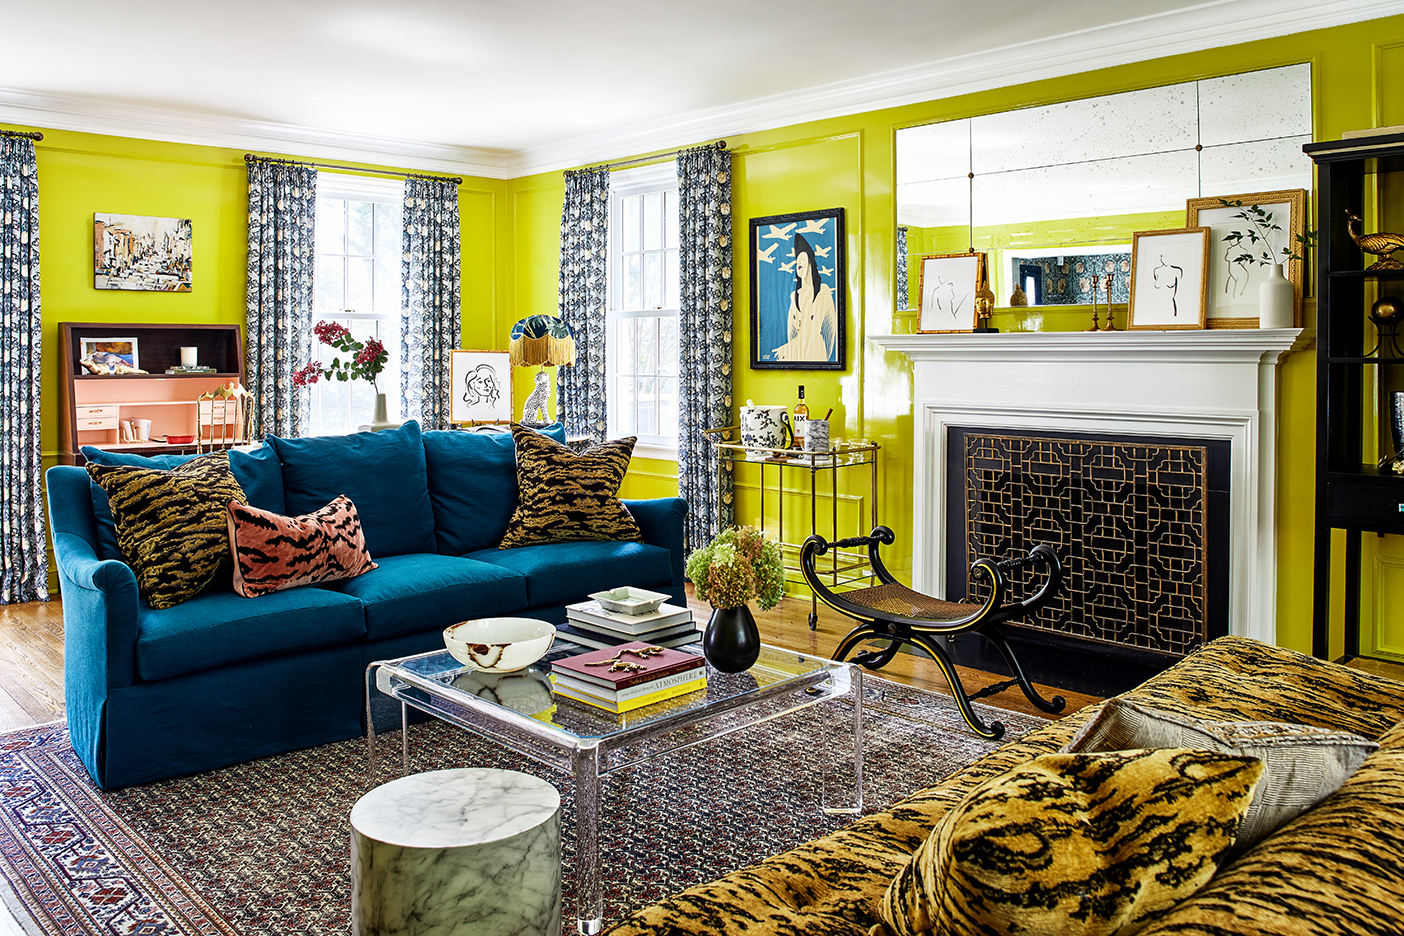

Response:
(896, 64), (1312, 324)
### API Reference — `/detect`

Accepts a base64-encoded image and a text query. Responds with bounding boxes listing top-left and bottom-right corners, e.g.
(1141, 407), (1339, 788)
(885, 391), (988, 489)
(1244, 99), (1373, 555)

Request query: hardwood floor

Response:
(0, 589), (1098, 735)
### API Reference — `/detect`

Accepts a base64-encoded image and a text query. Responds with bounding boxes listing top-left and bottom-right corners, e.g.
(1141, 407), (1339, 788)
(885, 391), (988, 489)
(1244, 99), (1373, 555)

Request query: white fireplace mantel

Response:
(871, 327), (1314, 646)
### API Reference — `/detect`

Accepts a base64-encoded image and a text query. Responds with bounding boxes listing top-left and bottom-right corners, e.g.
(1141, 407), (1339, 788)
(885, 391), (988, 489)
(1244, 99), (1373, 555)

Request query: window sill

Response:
(631, 441), (678, 462)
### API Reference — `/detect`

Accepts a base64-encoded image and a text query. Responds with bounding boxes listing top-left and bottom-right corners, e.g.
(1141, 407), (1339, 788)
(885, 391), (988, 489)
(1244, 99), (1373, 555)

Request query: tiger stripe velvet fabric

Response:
(499, 424), (643, 549)
(86, 451), (247, 609)
(603, 637), (1404, 936)
(227, 495), (377, 597)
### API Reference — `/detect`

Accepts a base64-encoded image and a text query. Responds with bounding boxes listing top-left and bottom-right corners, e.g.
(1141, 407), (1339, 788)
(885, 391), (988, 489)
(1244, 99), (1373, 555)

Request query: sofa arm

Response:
(623, 497), (688, 586)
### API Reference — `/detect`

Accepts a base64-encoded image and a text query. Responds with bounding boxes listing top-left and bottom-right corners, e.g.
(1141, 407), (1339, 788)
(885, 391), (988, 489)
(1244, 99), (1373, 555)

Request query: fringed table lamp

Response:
(509, 314), (577, 428)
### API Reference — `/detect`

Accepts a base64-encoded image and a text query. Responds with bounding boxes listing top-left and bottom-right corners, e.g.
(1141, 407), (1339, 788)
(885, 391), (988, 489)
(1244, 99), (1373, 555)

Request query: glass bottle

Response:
(792, 386), (808, 448)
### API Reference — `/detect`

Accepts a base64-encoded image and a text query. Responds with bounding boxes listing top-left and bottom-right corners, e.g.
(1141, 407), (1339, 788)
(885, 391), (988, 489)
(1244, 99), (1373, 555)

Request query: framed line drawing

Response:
(750, 207), (846, 370)
(1128, 228), (1211, 330)
(917, 252), (982, 333)
(78, 336), (140, 373)
(450, 350), (513, 424)
(1186, 188), (1307, 329)
(93, 213), (193, 292)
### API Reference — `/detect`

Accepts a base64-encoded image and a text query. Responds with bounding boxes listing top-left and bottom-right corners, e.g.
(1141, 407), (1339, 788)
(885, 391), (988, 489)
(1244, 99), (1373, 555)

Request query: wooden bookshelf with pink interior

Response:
(58, 322), (247, 466)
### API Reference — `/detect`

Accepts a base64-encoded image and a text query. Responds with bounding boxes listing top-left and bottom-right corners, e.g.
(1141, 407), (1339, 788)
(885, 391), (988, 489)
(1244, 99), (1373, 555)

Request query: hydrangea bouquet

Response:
(685, 525), (785, 611)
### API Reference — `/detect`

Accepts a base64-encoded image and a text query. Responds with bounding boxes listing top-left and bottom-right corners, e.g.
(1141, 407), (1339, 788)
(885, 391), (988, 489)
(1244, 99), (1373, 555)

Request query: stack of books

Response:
(550, 640), (706, 713)
(557, 599), (699, 651)
(165, 365), (216, 374)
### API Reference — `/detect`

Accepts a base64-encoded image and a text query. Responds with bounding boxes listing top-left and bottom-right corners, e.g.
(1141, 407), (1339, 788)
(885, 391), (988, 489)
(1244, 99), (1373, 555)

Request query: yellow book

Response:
(552, 676), (705, 714)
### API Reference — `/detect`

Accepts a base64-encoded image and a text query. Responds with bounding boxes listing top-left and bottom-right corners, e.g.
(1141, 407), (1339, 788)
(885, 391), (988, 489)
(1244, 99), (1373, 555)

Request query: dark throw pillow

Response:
(86, 450), (248, 609)
(499, 424), (643, 549)
(227, 495), (379, 598)
(878, 748), (1265, 936)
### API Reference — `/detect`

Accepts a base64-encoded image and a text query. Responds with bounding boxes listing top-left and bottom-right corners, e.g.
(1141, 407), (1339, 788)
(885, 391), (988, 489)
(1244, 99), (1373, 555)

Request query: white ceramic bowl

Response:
(443, 617), (556, 673)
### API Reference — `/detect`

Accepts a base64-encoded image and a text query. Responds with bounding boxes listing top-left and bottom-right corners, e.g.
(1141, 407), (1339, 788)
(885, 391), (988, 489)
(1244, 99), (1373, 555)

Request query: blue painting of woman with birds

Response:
(749, 208), (845, 370)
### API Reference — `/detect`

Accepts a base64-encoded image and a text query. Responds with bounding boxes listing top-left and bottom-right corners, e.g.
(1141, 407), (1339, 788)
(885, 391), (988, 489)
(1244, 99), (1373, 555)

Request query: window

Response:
(310, 173), (404, 435)
(607, 164), (680, 457)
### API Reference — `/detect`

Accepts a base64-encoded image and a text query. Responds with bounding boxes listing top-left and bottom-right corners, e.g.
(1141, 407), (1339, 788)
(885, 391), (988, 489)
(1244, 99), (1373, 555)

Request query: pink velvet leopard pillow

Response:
(227, 495), (378, 597)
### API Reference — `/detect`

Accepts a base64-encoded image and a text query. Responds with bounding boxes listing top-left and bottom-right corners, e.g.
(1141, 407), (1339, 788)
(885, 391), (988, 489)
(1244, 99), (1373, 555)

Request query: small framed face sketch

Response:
(450, 350), (513, 423)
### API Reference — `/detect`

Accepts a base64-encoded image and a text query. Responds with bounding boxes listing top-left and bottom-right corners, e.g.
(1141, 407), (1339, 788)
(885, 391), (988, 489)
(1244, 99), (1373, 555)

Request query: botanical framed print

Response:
(750, 208), (846, 370)
(93, 213), (193, 292)
(1186, 189), (1307, 329)
(78, 336), (139, 372)
(917, 252), (982, 333)
(1128, 228), (1211, 330)
(450, 350), (513, 424)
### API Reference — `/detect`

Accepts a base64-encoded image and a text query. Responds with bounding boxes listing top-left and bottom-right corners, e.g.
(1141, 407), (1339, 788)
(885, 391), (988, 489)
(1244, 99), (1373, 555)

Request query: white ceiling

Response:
(0, 0), (1399, 179)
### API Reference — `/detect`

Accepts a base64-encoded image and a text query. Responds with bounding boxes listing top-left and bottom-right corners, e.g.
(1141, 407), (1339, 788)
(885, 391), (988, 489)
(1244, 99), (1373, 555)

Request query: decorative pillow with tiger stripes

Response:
(878, 748), (1264, 936)
(227, 495), (378, 597)
(87, 450), (248, 609)
(499, 424), (643, 549)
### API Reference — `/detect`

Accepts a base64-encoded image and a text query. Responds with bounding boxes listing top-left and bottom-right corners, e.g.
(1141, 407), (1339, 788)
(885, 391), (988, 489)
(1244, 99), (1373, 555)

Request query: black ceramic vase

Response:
(702, 605), (761, 673)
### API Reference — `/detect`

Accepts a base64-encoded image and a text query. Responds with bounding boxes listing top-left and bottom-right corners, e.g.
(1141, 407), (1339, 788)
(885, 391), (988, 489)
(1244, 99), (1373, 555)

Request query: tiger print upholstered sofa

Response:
(607, 636), (1404, 935)
(46, 421), (686, 790)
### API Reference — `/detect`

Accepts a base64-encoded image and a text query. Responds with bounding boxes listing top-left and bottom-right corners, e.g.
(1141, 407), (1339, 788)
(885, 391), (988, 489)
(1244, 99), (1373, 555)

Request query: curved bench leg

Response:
(831, 626), (903, 670)
(980, 625), (1066, 715)
(907, 633), (1004, 741)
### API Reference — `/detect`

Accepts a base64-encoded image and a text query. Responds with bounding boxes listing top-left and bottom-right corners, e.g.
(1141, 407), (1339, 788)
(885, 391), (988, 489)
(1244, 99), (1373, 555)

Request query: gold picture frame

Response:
(1128, 227), (1211, 330)
(917, 251), (983, 333)
(1186, 188), (1307, 329)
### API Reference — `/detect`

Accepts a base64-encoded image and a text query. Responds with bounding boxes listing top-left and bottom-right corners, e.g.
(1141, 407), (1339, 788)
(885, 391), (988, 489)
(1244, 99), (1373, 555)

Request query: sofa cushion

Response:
(314, 553), (528, 641)
(1063, 698), (1379, 849)
(83, 444), (284, 562)
(228, 495), (379, 597)
(499, 426), (642, 549)
(422, 424), (566, 555)
(879, 748), (1264, 936)
(268, 421), (437, 559)
(135, 584), (367, 681)
(87, 451), (248, 609)
(465, 540), (672, 608)
(1139, 717), (1404, 936)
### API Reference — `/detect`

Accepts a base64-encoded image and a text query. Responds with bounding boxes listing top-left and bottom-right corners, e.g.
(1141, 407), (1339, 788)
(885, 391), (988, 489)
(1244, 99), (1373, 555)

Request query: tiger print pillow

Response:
(227, 495), (378, 597)
(499, 425), (643, 549)
(878, 748), (1264, 936)
(87, 450), (248, 609)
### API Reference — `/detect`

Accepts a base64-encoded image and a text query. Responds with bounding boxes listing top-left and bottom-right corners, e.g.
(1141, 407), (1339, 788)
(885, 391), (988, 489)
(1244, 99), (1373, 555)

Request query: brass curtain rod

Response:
(1, 130), (43, 141)
(243, 153), (462, 185)
(565, 139), (727, 176)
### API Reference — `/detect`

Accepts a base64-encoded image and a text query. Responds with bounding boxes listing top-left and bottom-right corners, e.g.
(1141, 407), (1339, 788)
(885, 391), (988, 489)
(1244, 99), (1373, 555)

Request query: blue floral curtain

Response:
(0, 133), (48, 604)
(401, 177), (461, 430)
(245, 157), (317, 438)
(676, 144), (734, 553)
(896, 225), (911, 311)
(557, 168), (610, 441)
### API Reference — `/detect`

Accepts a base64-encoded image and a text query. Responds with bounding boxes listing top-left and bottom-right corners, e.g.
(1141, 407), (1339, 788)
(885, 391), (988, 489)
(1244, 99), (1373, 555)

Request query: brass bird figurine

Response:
(1346, 211), (1404, 270)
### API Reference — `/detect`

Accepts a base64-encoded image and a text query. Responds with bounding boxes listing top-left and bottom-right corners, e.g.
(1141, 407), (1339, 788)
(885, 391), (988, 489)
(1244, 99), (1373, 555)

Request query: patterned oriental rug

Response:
(0, 678), (1042, 936)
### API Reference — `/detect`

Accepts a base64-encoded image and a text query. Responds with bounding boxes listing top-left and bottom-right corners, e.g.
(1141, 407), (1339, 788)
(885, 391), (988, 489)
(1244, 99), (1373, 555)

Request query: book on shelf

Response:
(551, 673), (705, 714)
(552, 640), (704, 691)
(164, 366), (216, 374)
(554, 621), (699, 651)
(565, 600), (692, 635)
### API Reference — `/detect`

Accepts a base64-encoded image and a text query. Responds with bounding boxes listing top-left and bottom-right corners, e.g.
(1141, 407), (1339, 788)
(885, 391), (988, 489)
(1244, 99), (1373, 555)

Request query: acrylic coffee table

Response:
(366, 642), (862, 935)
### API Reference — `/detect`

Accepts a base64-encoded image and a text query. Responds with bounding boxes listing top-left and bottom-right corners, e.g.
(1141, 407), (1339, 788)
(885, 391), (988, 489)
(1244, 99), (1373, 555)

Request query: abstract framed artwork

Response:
(93, 213), (193, 292)
(749, 208), (846, 370)
(1128, 227), (1211, 330)
(1186, 189), (1307, 329)
(917, 252), (982, 333)
(450, 350), (513, 424)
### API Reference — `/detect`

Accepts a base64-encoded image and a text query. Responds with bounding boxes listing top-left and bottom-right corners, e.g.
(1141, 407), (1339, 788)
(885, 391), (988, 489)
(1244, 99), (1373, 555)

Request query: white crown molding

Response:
(2, 0), (1401, 181)
(0, 88), (514, 179)
(507, 0), (1404, 176)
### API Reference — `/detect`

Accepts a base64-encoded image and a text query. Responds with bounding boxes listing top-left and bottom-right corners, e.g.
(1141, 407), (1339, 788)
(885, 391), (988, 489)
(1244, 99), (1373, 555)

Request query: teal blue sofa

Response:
(45, 422), (687, 789)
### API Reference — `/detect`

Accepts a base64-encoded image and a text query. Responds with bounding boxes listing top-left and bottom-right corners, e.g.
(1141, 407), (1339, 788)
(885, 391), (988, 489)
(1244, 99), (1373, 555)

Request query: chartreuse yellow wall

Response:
(19, 13), (1404, 657)
(508, 13), (1404, 658)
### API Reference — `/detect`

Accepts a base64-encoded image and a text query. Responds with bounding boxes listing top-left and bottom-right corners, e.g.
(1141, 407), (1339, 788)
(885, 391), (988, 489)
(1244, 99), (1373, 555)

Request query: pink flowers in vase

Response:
(293, 321), (388, 391)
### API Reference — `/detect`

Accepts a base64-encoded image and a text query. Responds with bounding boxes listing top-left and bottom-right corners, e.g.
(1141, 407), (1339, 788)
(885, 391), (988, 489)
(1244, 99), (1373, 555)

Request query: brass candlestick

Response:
(1086, 278), (1101, 331)
(1101, 274), (1118, 331)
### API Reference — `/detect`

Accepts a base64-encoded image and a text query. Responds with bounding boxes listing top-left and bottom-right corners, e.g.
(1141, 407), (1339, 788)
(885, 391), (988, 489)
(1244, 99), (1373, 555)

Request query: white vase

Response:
(358, 392), (402, 433)
(1258, 263), (1294, 329)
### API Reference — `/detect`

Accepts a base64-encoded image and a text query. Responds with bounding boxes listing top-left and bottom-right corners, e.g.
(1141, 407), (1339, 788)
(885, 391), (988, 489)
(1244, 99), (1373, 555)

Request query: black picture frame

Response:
(749, 208), (846, 370)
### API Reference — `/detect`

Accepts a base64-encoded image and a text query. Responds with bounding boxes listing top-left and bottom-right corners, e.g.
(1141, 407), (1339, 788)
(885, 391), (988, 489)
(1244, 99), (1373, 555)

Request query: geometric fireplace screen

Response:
(946, 429), (1229, 658)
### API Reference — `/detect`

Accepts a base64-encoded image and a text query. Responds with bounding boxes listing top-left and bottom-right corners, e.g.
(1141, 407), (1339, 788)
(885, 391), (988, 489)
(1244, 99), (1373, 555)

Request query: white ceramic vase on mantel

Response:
(1258, 263), (1294, 329)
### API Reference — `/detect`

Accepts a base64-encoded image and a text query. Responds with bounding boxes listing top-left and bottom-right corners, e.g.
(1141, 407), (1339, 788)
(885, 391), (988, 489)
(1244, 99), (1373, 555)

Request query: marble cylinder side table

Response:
(351, 768), (561, 936)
